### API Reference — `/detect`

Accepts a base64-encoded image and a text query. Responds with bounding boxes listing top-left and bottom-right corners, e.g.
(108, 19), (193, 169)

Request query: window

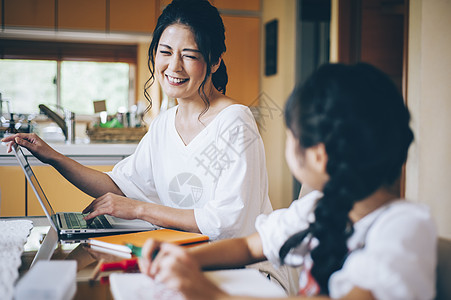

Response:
(60, 61), (131, 115)
(0, 59), (57, 115)
(61, 61), (134, 114)
(0, 40), (137, 116)
(0, 59), (133, 115)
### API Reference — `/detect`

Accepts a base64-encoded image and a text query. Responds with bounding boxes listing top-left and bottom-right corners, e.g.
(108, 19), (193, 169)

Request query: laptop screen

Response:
(12, 145), (56, 221)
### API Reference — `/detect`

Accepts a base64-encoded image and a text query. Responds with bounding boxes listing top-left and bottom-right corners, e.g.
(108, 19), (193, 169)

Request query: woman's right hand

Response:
(1, 133), (60, 164)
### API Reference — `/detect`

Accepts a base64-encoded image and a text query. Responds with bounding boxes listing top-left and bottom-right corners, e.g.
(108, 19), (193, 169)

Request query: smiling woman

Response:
(155, 24), (209, 103)
(1, 0), (273, 245)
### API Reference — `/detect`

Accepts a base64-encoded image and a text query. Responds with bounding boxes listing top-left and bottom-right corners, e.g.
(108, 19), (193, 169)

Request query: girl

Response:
(2, 0), (272, 240)
(139, 63), (437, 299)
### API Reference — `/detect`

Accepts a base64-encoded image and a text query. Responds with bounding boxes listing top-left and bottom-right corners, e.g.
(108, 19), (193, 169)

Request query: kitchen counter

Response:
(0, 142), (138, 166)
(45, 142), (138, 156)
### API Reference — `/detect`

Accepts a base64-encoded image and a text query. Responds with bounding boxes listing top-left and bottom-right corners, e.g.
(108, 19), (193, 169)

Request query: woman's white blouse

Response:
(108, 104), (273, 240)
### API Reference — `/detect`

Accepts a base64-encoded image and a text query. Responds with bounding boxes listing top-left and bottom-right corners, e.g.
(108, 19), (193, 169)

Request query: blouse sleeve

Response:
(329, 203), (437, 300)
(106, 123), (160, 204)
(193, 107), (272, 240)
(256, 191), (321, 267)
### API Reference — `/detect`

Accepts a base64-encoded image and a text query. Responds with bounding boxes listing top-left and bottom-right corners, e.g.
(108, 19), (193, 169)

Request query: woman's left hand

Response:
(147, 242), (227, 300)
(82, 192), (145, 221)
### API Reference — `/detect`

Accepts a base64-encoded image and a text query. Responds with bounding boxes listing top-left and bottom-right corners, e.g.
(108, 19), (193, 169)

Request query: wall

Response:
(329, 0), (339, 63)
(406, 0), (451, 239)
(260, 0), (297, 209)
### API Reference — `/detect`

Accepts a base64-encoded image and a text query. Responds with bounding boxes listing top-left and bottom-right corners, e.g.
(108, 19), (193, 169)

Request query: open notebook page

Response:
(110, 268), (287, 300)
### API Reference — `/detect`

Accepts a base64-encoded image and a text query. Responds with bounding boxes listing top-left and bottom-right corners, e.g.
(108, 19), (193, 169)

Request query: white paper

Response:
(110, 273), (184, 300)
(205, 269), (287, 297)
(110, 269), (287, 300)
(0, 220), (33, 300)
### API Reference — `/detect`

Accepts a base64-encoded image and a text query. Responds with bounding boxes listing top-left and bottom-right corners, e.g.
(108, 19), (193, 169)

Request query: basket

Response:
(86, 125), (147, 143)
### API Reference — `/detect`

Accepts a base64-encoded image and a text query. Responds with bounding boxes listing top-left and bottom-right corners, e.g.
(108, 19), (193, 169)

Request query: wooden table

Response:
(9, 216), (289, 298)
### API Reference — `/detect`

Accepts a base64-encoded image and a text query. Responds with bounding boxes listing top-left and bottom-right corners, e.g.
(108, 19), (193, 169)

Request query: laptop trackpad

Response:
(106, 216), (158, 229)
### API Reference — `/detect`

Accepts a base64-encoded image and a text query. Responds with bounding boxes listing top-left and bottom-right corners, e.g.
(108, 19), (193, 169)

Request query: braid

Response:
(280, 63), (413, 295)
(279, 229), (311, 262)
(310, 163), (355, 293)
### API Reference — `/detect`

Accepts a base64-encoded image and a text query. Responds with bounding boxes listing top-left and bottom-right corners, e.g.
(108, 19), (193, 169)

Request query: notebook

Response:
(109, 269), (286, 300)
(87, 229), (209, 258)
(12, 144), (157, 239)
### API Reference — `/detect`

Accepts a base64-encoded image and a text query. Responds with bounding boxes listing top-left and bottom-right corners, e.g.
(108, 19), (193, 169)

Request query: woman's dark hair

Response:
(144, 0), (228, 115)
(280, 63), (414, 294)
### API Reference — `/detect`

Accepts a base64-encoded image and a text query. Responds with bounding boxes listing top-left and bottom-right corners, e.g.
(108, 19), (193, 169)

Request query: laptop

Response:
(12, 144), (158, 239)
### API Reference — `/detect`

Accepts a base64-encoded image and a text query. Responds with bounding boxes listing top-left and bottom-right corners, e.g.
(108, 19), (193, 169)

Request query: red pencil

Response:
(100, 258), (139, 272)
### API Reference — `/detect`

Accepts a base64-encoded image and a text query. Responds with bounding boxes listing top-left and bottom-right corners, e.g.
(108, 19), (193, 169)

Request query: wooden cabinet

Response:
(27, 165), (113, 216)
(2, 0), (261, 35)
(159, 0), (261, 11)
(110, 0), (158, 33)
(3, 0), (156, 33)
(4, 0), (55, 28)
(0, 143), (135, 217)
(222, 16), (260, 106)
(0, 163), (114, 217)
(0, 166), (26, 216)
(58, 0), (107, 31)
(214, 0), (260, 11)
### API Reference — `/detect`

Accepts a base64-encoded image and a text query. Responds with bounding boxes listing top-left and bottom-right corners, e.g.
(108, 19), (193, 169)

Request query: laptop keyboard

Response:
(63, 213), (112, 229)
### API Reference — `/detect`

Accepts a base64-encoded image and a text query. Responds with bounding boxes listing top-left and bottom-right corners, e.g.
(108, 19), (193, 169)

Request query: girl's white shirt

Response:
(107, 104), (273, 240)
(256, 191), (437, 299)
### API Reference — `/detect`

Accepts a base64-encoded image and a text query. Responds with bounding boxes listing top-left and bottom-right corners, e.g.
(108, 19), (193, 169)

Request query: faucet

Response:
(0, 93), (12, 118)
(39, 104), (75, 144)
(1, 93), (15, 135)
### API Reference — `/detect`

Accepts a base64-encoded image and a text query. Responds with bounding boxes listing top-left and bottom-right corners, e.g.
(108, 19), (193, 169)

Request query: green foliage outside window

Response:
(0, 59), (131, 115)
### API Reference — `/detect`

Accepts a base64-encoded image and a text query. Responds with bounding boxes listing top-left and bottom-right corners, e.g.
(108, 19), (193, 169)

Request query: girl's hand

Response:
(147, 242), (227, 300)
(139, 238), (163, 276)
(82, 193), (146, 221)
(2, 133), (59, 164)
